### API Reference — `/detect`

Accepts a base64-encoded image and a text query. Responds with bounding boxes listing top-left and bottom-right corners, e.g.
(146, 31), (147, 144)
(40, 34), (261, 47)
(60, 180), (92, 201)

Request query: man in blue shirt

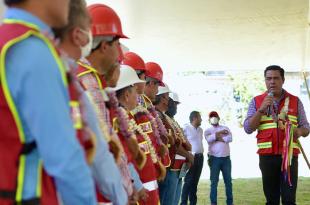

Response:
(53, 0), (131, 204)
(1, 0), (97, 204)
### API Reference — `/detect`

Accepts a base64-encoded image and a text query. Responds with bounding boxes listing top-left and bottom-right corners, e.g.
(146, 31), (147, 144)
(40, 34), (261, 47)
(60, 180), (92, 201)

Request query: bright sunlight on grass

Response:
(196, 177), (310, 205)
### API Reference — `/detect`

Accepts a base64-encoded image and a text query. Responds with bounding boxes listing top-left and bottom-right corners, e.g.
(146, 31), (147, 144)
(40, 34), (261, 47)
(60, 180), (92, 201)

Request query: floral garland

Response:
(128, 118), (158, 163)
(107, 91), (135, 139)
(148, 106), (169, 143)
(163, 113), (181, 142)
(131, 105), (163, 145)
(166, 114), (188, 143)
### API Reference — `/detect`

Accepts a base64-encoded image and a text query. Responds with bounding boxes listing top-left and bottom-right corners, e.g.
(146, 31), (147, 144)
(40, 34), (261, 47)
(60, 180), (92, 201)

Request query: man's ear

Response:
(71, 27), (81, 47)
(99, 41), (108, 54)
(123, 89), (129, 102)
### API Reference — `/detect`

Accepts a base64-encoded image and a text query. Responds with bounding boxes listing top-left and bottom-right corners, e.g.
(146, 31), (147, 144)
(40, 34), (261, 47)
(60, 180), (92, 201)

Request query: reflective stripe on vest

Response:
(77, 61), (103, 90)
(175, 154), (186, 160)
(288, 115), (298, 124)
(258, 114), (298, 131)
(143, 180), (158, 191)
(257, 142), (299, 150)
(258, 122), (277, 130)
(257, 142), (272, 149)
(292, 142), (300, 150)
(1, 19), (68, 202)
(70, 101), (82, 129)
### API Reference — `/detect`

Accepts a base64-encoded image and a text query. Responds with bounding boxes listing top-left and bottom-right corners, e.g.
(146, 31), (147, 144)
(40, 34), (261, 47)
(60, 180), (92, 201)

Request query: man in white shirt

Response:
(181, 111), (204, 205)
(204, 111), (234, 205)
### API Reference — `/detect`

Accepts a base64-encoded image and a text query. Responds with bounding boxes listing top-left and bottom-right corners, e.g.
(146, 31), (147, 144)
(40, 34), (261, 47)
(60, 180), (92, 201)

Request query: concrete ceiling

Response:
(87, 0), (310, 72)
(1, 1), (308, 72)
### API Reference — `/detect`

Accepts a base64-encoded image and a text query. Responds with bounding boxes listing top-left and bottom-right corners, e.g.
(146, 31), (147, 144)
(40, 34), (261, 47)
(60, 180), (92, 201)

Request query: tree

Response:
(229, 71), (265, 126)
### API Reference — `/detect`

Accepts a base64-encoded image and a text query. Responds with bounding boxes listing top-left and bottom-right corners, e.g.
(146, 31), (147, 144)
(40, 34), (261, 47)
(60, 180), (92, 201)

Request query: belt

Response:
(143, 180), (158, 191)
(194, 153), (203, 156)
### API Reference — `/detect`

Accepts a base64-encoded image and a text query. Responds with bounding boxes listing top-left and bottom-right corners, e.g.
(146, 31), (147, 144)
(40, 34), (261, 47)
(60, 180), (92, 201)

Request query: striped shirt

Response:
(243, 90), (310, 134)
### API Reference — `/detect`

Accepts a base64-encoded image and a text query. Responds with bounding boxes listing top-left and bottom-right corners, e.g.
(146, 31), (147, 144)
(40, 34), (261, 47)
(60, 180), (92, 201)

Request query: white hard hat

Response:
(112, 65), (145, 91)
(169, 92), (180, 103)
(157, 83), (170, 95)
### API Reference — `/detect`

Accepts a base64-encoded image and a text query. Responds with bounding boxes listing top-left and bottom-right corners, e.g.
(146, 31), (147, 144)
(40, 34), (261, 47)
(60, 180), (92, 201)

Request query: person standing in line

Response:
(154, 86), (194, 205)
(244, 65), (310, 205)
(123, 52), (164, 205)
(181, 111), (204, 205)
(53, 1), (128, 203)
(0, 0), (97, 204)
(204, 111), (234, 205)
(165, 92), (193, 205)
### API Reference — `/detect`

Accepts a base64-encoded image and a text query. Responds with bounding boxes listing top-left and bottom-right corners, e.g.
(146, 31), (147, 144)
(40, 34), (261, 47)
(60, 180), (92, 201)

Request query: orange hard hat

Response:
(145, 62), (164, 84)
(123, 52), (146, 72)
(87, 4), (128, 38)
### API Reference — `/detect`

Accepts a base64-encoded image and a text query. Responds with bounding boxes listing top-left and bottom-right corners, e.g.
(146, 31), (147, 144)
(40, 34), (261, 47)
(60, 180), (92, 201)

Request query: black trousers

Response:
(180, 153), (204, 205)
(259, 155), (298, 205)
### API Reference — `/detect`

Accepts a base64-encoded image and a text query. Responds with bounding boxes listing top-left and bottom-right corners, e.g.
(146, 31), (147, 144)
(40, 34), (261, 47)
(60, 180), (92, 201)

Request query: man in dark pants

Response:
(181, 111), (204, 205)
(244, 65), (310, 205)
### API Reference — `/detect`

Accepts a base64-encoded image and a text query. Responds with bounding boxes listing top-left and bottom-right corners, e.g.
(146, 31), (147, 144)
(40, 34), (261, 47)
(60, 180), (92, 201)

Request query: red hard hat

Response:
(123, 52), (146, 71)
(145, 62), (164, 84)
(87, 4), (128, 38)
(209, 111), (219, 118)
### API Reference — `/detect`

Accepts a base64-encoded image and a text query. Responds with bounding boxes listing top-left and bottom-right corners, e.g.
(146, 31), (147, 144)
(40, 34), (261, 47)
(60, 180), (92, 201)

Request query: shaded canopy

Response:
(87, 0), (309, 72)
(1, 1), (309, 72)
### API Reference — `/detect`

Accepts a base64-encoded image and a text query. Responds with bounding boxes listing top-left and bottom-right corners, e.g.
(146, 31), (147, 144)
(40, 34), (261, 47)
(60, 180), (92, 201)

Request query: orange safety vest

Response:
(0, 19), (88, 205)
(255, 91), (300, 155)
(76, 61), (107, 90)
(127, 112), (160, 205)
(142, 95), (171, 167)
(161, 112), (187, 171)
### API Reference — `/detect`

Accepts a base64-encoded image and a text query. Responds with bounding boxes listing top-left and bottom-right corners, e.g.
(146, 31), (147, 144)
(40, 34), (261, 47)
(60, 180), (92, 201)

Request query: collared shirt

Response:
(4, 8), (96, 204)
(244, 89), (310, 134)
(65, 57), (128, 205)
(77, 60), (135, 198)
(204, 125), (232, 157)
(183, 123), (204, 154)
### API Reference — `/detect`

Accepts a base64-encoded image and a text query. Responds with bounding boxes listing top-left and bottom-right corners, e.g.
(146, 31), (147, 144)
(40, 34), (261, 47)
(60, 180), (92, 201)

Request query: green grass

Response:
(196, 177), (310, 205)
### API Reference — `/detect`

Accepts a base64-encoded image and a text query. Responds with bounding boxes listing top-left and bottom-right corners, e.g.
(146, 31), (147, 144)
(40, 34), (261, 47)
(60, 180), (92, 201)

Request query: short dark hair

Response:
(189, 111), (200, 123)
(4, 0), (25, 6)
(264, 65), (285, 80)
(53, 0), (90, 41)
(116, 85), (134, 99)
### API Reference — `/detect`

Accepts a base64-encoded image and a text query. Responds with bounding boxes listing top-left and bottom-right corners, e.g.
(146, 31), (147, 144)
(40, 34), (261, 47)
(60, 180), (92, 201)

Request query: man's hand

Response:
(258, 94), (273, 113)
(215, 130), (228, 142)
(128, 189), (139, 205)
(186, 152), (194, 167)
(137, 188), (149, 202)
(293, 128), (309, 140)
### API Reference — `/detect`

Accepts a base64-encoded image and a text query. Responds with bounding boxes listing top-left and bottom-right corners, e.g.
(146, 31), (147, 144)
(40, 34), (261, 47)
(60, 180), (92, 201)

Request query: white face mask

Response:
(80, 30), (93, 58)
(210, 117), (219, 125)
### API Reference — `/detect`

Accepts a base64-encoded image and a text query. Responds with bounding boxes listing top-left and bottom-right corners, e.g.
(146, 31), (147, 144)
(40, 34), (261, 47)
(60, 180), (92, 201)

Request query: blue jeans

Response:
(181, 153), (204, 205)
(159, 169), (179, 205)
(173, 176), (183, 205)
(209, 156), (233, 205)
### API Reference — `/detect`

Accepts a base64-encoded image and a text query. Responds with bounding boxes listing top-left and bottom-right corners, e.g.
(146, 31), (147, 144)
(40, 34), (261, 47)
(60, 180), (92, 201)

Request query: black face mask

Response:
(166, 98), (177, 118)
